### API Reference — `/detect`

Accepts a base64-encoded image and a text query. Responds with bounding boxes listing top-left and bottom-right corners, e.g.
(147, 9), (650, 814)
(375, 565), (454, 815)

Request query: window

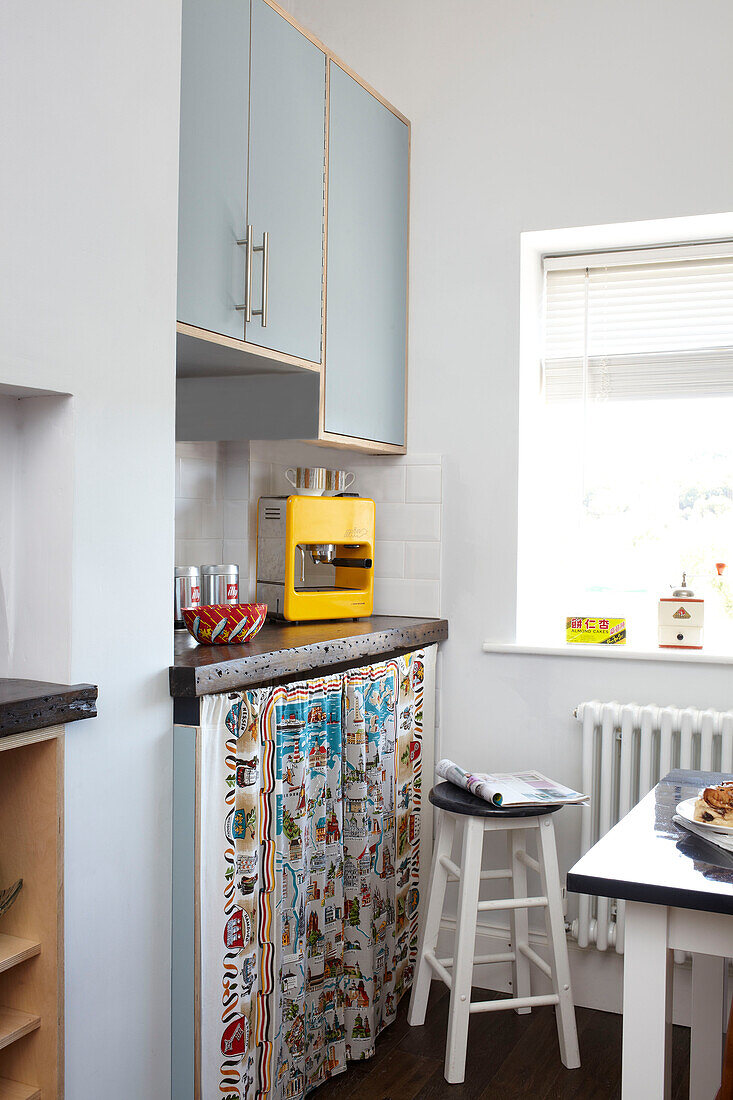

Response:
(518, 239), (733, 651)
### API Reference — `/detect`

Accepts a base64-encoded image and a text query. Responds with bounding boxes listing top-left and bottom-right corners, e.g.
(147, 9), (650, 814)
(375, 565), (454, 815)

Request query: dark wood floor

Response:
(315, 985), (691, 1100)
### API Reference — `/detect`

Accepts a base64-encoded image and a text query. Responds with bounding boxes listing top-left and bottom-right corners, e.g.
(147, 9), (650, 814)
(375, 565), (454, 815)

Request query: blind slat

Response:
(544, 348), (733, 401)
(543, 250), (733, 401)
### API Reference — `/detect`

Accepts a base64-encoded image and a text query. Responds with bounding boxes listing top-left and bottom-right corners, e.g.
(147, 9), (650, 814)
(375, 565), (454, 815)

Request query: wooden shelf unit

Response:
(0, 939), (41, 977)
(0, 1012), (40, 1054)
(0, 1076), (41, 1100)
(0, 726), (64, 1098)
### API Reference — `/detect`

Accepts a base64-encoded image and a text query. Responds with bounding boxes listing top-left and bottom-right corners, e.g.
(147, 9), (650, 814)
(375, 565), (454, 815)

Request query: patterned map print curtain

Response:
(207, 650), (426, 1100)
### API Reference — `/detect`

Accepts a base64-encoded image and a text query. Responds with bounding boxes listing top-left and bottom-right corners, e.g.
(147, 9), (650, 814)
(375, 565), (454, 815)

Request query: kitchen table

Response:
(568, 769), (733, 1100)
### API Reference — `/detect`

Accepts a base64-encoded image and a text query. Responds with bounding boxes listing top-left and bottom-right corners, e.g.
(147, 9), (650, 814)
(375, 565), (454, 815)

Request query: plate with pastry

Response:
(677, 781), (733, 832)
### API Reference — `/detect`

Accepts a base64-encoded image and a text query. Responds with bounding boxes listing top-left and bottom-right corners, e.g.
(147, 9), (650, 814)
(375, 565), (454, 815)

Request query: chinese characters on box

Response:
(565, 617), (626, 645)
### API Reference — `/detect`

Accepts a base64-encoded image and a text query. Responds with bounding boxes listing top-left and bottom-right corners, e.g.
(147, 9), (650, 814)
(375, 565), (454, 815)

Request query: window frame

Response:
(513, 212), (733, 654)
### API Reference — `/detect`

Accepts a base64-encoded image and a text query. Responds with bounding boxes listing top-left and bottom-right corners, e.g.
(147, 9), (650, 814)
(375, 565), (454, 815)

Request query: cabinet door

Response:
(177, 0), (249, 339)
(325, 62), (409, 446)
(246, 0), (326, 364)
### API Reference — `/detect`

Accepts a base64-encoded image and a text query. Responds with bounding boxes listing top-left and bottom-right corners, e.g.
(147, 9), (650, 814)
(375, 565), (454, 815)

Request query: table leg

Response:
(622, 901), (673, 1100)
(689, 953), (725, 1100)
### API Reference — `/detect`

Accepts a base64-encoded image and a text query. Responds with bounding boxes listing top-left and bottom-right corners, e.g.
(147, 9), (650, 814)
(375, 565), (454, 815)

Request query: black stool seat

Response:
(429, 781), (564, 818)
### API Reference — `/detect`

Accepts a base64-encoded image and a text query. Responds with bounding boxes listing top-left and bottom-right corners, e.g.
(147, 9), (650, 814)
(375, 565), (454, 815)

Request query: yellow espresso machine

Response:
(256, 495), (375, 621)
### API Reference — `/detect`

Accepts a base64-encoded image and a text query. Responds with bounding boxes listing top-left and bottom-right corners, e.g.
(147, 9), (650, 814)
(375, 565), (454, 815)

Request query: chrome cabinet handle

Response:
(251, 231), (269, 328)
(235, 225), (253, 321)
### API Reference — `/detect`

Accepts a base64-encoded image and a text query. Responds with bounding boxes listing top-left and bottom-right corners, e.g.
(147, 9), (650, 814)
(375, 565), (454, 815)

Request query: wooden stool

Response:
(408, 782), (581, 1084)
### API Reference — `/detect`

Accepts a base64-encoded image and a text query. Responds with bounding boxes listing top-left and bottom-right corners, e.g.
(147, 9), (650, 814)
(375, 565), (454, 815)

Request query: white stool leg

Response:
(409, 809), (456, 1026)
(537, 815), (580, 1069)
(445, 815), (483, 1084)
(508, 827), (532, 1013)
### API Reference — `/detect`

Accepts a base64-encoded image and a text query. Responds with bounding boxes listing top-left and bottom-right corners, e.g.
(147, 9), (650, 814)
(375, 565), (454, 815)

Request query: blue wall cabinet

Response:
(323, 62), (409, 448)
(177, 0), (325, 365)
(246, 0), (326, 364)
(177, 0), (250, 341)
(177, 0), (409, 453)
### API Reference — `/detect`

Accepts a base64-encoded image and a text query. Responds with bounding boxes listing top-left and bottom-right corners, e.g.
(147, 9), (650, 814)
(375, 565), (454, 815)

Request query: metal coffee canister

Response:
(201, 564), (239, 606)
(174, 565), (201, 626)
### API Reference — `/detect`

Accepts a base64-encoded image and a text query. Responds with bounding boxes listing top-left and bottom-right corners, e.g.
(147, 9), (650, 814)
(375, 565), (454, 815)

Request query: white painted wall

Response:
(0, 2), (181, 1095)
(0, 399), (18, 676)
(0, 393), (74, 682)
(283, 0), (733, 1005)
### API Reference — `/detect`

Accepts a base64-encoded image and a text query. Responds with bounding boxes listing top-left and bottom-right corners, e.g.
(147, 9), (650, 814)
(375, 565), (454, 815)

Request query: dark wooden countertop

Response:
(0, 678), (98, 738)
(170, 615), (448, 698)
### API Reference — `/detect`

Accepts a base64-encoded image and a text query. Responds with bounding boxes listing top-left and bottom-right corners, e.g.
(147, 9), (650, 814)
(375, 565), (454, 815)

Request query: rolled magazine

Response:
(436, 759), (589, 808)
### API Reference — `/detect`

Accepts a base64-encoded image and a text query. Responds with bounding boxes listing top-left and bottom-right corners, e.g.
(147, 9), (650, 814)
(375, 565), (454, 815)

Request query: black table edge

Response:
(568, 864), (733, 916)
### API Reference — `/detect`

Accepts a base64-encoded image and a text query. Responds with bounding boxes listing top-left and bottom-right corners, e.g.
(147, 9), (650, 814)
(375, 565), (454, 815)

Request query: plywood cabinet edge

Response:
(176, 323), (323, 376)
(305, 432), (407, 456)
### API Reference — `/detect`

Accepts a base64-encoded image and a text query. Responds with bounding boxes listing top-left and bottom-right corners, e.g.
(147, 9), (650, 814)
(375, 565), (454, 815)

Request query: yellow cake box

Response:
(566, 617), (626, 645)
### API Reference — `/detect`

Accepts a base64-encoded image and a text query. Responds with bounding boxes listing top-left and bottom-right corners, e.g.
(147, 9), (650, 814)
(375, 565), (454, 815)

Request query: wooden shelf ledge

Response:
(0, 935), (41, 975)
(0, 1008), (41, 1052)
(0, 1078), (41, 1100)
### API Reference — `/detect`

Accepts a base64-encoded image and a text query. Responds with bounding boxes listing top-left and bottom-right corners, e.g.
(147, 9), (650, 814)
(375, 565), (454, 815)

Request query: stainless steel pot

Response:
(174, 565), (201, 626)
(201, 564), (239, 606)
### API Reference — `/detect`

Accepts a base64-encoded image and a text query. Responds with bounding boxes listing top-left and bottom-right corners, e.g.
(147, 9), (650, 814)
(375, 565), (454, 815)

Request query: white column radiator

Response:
(571, 700), (733, 955)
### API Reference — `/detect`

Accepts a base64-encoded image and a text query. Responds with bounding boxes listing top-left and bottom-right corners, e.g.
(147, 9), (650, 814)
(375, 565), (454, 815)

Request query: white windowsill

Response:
(482, 642), (733, 666)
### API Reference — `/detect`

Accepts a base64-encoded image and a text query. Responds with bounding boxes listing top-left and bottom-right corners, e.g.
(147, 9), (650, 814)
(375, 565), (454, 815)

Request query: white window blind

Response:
(542, 243), (733, 401)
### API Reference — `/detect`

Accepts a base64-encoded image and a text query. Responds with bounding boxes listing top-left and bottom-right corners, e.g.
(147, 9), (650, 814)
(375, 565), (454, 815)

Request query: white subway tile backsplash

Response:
(250, 461), (274, 500)
(179, 454), (218, 499)
(252, 439), (356, 471)
(404, 541), (441, 580)
(176, 442), (250, 579)
(200, 500), (223, 539)
(269, 466), (294, 498)
(373, 578), (440, 617)
(248, 501), (259, 553)
(354, 465), (405, 503)
(176, 441), (218, 460)
(374, 541), (405, 579)
(222, 440), (250, 462)
(377, 502), (441, 542)
(176, 442), (444, 621)
(223, 540), (250, 593)
(222, 462), (250, 502)
(401, 453), (442, 466)
(176, 538), (225, 567)
(223, 500), (248, 540)
(406, 464), (441, 503)
(175, 498), (203, 539)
